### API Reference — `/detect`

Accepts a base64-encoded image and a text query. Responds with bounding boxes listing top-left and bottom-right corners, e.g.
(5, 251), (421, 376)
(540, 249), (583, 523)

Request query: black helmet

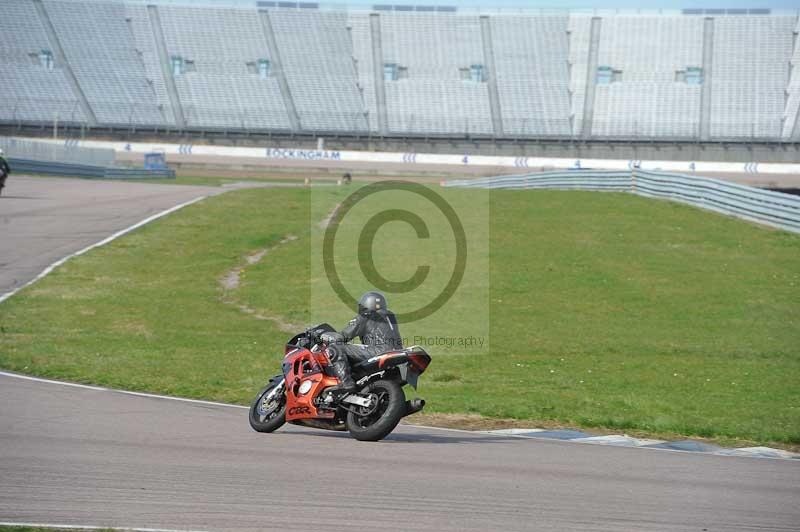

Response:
(358, 291), (387, 316)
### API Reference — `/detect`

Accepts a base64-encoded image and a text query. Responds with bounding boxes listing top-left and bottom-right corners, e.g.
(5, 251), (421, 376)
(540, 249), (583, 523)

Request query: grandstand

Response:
(1, 0), (799, 143)
(591, 16), (705, 139)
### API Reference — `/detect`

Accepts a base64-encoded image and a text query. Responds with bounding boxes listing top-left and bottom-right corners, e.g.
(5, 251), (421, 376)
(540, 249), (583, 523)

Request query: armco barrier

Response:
(0, 137), (115, 167)
(633, 170), (800, 232)
(19, 138), (800, 176)
(8, 158), (175, 179)
(443, 170), (800, 234)
(444, 170), (632, 192)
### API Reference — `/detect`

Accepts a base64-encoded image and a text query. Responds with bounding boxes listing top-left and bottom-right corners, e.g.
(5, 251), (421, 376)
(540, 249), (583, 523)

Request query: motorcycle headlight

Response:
(298, 380), (313, 395)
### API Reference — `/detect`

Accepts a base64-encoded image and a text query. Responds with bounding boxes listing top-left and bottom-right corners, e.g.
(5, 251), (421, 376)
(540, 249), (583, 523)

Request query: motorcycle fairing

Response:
(282, 330), (432, 420)
(286, 323), (336, 354)
(353, 346), (431, 390)
(283, 347), (337, 421)
(354, 346), (431, 373)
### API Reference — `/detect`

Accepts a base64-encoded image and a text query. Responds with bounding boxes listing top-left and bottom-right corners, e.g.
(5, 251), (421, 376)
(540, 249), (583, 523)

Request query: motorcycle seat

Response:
(351, 345), (429, 371)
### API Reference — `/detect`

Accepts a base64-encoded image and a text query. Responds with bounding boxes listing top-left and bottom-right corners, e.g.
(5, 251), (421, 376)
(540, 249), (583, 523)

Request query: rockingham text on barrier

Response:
(265, 148), (342, 161)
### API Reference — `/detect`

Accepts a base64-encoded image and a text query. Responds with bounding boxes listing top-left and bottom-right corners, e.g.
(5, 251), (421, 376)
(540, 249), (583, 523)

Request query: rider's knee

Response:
(327, 344), (342, 362)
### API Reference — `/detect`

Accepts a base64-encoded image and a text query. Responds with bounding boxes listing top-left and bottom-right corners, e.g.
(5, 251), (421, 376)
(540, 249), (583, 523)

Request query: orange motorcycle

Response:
(249, 324), (431, 441)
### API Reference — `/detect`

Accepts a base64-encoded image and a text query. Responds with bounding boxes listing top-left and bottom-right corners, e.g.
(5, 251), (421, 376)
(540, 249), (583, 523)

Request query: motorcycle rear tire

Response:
(346, 379), (405, 442)
(249, 379), (286, 433)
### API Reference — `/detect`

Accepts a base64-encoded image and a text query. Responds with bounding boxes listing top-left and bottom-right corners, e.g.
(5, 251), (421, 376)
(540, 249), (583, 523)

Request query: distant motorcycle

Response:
(0, 165), (8, 196)
(249, 323), (431, 441)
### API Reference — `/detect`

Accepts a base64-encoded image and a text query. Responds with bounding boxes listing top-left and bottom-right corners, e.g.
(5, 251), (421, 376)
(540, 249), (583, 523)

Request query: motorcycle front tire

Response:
(248, 378), (286, 433)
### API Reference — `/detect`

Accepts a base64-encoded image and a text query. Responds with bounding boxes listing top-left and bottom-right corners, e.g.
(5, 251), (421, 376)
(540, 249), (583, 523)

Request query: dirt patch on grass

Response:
(234, 305), (301, 332)
(219, 234), (302, 332)
(220, 235), (298, 291)
(111, 319), (153, 340)
(318, 202), (342, 230)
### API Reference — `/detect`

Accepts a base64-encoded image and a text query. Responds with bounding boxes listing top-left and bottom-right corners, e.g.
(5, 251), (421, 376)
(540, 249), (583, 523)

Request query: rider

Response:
(326, 291), (403, 394)
(0, 149), (10, 196)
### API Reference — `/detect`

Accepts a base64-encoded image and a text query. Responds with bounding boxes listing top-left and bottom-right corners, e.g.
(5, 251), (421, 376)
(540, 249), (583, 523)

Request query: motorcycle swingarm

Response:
(340, 394), (373, 408)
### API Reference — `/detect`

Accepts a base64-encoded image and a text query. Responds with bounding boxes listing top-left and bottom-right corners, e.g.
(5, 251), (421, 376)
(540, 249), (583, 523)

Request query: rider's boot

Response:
(327, 357), (356, 396)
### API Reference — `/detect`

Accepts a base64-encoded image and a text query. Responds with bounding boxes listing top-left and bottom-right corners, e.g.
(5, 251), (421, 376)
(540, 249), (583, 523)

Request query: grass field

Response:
(1, 183), (798, 447)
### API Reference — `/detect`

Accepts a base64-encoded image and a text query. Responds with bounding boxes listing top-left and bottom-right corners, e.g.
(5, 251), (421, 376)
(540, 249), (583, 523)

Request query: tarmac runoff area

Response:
(0, 175), (217, 298)
(1, 175), (799, 530)
(1, 372), (799, 532)
(0, 175), (306, 300)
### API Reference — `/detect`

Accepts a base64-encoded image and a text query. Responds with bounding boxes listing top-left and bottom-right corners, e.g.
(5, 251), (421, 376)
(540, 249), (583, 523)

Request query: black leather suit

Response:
(0, 157), (9, 193)
(327, 311), (403, 370)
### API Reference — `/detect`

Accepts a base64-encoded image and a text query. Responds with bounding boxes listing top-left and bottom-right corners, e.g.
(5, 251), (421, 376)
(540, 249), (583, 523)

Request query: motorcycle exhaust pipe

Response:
(404, 398), (425, 417)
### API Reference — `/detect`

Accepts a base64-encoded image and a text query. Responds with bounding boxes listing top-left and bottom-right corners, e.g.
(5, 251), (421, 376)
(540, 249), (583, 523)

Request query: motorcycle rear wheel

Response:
(346, 379), (405, 442)
(249, 378), (286, 433)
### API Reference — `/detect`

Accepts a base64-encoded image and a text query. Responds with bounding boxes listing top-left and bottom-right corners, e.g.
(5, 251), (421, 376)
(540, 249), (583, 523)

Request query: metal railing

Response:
(0, 136), (116, 167)
(0, 137), (174, 179)
(444, 169), (800, 233)
(7, 158), (175, 179)
(3, 97), (797, 142)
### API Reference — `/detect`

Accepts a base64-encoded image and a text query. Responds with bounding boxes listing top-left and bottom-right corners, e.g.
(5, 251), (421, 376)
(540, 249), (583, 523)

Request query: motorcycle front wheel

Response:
(346, 379), (405, 442)
(249, 378), (286, 433)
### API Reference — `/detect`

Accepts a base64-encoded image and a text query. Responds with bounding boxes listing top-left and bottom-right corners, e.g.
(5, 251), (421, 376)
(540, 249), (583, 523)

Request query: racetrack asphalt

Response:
(1, 175), (799, 531)
(0, 175), (218, 297)
(1, 373), (798, 532)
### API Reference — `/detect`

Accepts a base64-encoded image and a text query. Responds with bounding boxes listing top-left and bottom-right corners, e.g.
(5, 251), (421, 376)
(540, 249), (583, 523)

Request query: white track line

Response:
(0, 192), (243, 412)
(0, 371), (247, 410)
(1, 194), (795, 460)
(1, 370), (797, 460)
(0, 195), (208, 304)
(0, 370), (483, 431)
(0, 521), (207, 532)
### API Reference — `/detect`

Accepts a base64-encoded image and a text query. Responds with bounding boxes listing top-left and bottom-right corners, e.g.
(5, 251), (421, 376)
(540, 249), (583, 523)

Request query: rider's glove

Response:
(320, 332), (344, 344)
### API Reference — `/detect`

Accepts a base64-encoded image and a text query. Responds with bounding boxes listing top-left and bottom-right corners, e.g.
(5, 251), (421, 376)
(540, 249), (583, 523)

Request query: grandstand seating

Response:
(566, 15), (593, 137)
(348, 12), (379, 133)
(0, 0), (798, 142)
(0, 0), (83, 124)
(123, 3), (177, 127)
(710, 16), (795, 139)
(783, 18), (800, 139)
(44, 0), (165, 125)
(592, 16), (705, 139)
(491, 15), (572, 137)
(269, 10), (367, 132)
(156, 5), (290, 130)
(370, 13), (493, 135)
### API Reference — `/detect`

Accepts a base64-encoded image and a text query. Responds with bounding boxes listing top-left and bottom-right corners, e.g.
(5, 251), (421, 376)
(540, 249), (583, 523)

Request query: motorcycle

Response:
(249, 323), (431, 441)
(0, 166), (7, 196)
